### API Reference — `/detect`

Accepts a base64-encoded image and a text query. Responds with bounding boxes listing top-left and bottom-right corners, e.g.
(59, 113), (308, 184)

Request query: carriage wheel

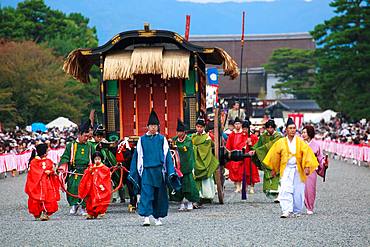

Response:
(213, 107), (224, 204)
(215, 165), (224, 204)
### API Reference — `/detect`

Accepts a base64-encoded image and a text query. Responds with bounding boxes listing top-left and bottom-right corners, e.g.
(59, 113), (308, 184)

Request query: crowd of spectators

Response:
(313, 117), (369, 146)
(0, 116), (369, 156)
(0, 127), (78, 155)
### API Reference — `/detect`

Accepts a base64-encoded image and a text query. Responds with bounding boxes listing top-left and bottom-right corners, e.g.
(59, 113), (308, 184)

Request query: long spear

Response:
(238, 11), (245, 114)
(244, 13), (252, 193)
(240, 11), (248, 201)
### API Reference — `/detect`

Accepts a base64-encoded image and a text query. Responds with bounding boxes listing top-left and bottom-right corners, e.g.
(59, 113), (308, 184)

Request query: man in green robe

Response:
(90, 125), (124, 203)
(90, 125), (115, 168)
(250, 119), (282, 200)
(191, 118), (219, 206)
(171, 119), (200, 211)
(59, 120), (95, 215)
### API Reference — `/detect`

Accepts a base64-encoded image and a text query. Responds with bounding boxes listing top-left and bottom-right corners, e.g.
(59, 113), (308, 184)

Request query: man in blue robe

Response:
(129, 110), (178, 226)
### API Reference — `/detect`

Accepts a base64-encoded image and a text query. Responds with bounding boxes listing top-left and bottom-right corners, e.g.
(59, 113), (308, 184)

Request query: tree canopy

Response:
(0, 0), (101, 128)
(265, 0), (370, 119)
(0, 41), (100, 127)
(0, 0), (98, 56)
(264, 48), (316, 99)
(311, 0), (370, 120)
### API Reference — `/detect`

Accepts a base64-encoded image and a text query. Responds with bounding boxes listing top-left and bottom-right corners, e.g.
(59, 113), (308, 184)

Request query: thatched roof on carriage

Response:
(63, 29), (239, 83)
(103, 48), (191, 80)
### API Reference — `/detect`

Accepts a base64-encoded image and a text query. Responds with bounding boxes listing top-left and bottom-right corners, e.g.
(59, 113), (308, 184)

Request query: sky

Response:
(2, 0), (335, 44)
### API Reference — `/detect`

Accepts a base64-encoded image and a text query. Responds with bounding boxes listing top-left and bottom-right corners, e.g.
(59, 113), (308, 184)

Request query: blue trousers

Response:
(138, 182), (169, 219)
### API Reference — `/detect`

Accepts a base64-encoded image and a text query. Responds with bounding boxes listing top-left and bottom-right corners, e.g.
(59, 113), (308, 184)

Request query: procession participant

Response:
(259, 126), (265, 136)
(225, 117), (245, 193)
(116, 138), (137, 212)
(171, 119), (200, 211)
(78, 151), (112, 219)
(225, 101), (246, 128)
(25, 143), (60, 221)
(301, 125), (325, 215)
(129, 110), (179, 226)
(91, 125), (124, 204)
(191, 117), (219, 207)
(58, 120), (95, 216)
(222, 119), (235, 179)
(88, 109), (96, 142)
(92, 125), (105, 143)
(222, 119), (235, 142)
(242, 120), (259, 194)
(263, 118), (319, 218)
(250, 119), (282, 200)
(206, 121), (215, 142)
(87, 125), (94, 142)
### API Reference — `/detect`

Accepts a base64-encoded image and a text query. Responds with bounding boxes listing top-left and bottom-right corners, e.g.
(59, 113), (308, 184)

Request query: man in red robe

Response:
(25, 143), (60, 221)
(78, 151), (112, 219)
(242, 120), (260, 194)
(225, 117), (247, 193)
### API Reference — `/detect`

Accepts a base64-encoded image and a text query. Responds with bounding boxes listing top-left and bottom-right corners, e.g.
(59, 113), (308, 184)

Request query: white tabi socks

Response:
(154, 218), (162, 226)
(142, 217), (150, 226)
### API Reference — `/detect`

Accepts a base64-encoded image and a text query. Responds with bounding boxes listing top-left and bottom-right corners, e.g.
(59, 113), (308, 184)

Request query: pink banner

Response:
(0, 148), (65, 173)
(17, 151), (32, 172)
(0, 154), (6, 173)
(317, 140), (370, 162)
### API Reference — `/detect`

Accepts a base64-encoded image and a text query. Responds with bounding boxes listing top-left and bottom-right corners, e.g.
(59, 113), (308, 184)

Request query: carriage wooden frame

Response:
(63, 25), (239, 204)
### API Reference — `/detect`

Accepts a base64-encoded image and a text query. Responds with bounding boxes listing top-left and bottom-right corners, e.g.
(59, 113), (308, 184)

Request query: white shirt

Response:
(286, 136), (297, 155)
(286, 136), (297, 167)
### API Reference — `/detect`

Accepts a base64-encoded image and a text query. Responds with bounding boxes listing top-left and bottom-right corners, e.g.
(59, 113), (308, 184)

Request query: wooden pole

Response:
(133, 78), (138, 135)
(194, 54), (200, 117)
(164, 80), (169, 136)
(214, 107), (224, 204)
(99, 54), (106, 129)
(239, 11), (245, 116)
(240, 11), (248, 201)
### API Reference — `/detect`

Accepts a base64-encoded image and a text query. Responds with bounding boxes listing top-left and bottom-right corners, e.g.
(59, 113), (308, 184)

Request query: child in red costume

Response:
(25, 143), (60, 221)
(78, 151), (112, 219)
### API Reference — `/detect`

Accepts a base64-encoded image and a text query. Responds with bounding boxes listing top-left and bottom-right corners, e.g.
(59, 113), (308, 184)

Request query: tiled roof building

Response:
(190, 33), (315, 98)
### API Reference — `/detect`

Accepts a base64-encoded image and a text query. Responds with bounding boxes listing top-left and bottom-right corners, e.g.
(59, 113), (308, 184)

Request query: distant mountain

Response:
(1, 0), (334, 44)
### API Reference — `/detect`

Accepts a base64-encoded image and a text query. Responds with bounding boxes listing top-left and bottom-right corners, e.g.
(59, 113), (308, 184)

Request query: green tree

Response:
(311, 0), (370, 119)
(0, 88), (20, 127)
(264, 48), (316, 99)
(0, 0), (98, 56)
(0, 41), (88, 127)
(0, 0), (101, 128)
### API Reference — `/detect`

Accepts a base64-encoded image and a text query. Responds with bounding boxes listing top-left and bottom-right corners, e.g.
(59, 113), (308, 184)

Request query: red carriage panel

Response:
(136, 76), (151, 136)
(152, 76), (166, 133)
(167, 79), (183, 137)
(152, 77), (182, 137)
(120, 79), (135, 137)
(120, 75), (183, 137)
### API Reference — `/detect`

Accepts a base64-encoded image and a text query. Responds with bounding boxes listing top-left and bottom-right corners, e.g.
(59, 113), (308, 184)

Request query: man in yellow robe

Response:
(263, 118), (318, 218)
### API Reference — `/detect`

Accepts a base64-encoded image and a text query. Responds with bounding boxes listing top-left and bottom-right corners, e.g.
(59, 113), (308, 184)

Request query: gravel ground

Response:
(0, 159), (369, 247)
